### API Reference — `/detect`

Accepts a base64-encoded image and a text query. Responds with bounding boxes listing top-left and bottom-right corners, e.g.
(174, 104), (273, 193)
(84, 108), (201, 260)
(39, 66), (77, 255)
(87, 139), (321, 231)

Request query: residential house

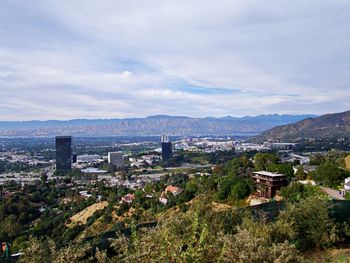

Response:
(120, 193), (135, 205)
(252, 171), (288, 199)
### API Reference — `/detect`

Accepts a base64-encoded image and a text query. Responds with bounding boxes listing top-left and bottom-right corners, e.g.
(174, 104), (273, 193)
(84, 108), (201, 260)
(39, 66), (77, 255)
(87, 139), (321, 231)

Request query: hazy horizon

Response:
(0, 113), (319, 123)
(1, 1), (350, 120)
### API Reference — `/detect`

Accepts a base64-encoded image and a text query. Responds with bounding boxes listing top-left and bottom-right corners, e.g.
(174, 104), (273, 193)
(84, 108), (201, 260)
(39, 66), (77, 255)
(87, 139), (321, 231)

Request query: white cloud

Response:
(0, 0), (349, 120)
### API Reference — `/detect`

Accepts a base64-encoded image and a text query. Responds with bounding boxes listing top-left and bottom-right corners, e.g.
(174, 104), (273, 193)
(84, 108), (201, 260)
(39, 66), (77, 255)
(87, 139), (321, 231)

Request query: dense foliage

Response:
(2, 149), (350, 262)
(17, 194), (346, 263)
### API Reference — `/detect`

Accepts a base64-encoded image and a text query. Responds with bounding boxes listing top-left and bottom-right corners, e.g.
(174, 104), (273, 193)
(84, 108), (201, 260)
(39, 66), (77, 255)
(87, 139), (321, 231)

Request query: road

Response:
(320, 186), (345, 200)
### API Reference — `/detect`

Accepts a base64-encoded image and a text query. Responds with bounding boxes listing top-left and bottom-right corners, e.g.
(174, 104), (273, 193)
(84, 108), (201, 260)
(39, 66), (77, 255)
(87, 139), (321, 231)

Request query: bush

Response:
(280, 183), (323, 202)
(277, 196), (338, 250)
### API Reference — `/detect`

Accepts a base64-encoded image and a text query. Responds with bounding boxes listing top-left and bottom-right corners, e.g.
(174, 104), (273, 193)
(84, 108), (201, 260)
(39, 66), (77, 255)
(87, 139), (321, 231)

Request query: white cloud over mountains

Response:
(0, 0), (349, 120)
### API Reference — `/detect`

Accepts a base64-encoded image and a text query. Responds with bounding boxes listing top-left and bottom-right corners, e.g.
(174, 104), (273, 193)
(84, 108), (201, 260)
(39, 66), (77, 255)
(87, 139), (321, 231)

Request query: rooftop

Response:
(253, 171), (285, 177)
(269, 142), (296, 145)
(81, 167), (107, 174)
(165, 185), (183, 194)
(55, 136), (72, 139)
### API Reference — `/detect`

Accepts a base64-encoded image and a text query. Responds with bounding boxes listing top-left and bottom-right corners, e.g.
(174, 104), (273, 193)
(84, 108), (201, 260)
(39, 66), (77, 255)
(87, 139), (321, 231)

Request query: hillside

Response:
(253, 110), (350, 142)
(345, 155), (350, 170)
(68, 201), (108, 227)
(0, 114), (314, 137)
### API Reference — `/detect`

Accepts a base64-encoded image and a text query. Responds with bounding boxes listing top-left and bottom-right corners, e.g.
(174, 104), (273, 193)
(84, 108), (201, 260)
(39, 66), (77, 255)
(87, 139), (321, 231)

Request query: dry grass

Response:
(68, 201), (108, 227)
(345, 155), (350, 170)
(306, 247), (350, 263)
(211, 202), (232, 212)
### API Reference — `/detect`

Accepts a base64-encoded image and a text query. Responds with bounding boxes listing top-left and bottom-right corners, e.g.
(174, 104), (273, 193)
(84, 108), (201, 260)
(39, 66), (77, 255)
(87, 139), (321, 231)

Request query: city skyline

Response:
(1, 1), (350, 120)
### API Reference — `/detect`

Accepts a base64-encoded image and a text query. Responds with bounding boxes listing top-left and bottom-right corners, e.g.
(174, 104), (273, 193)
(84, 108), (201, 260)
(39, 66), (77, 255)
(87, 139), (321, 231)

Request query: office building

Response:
(55, 136), (72, 173)
(108, 152), (124, 167)
(161, 134), (169, 143)
(161, 134), (172, 161)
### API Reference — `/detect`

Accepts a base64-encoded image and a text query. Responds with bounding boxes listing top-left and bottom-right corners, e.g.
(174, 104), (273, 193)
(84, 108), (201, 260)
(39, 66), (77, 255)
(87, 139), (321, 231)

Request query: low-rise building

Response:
(264, 142), (297, 150)
(79, 190), (93, 199)
(252, 171), (288, 199)
(298, 179), (316, 186)
(165, 185), (183, 196)
(159, 185), (183, 205)
(159, 192), (168, 205)
(340, 177), (350, 197)
(81, 167), (108, 174)
(120, 193), (135, 205)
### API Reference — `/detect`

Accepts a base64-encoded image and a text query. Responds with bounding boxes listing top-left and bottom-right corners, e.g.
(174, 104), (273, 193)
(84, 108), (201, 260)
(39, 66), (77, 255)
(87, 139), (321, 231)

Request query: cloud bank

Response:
(0, 0), (349, 120)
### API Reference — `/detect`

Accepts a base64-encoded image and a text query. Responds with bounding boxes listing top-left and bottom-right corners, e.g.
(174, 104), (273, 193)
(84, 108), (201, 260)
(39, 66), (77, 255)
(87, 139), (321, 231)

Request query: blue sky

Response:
(0, 0), (350, 120)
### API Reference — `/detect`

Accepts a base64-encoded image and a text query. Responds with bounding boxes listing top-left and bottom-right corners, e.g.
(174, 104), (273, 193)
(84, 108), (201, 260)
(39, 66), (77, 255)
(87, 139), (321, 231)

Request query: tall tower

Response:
(161, 134), (172, 161)
(55, 136), (72, 173)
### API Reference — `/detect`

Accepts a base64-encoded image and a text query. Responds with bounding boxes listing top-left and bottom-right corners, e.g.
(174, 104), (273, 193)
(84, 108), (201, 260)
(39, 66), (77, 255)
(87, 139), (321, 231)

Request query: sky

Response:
(0, 0), (350, 120)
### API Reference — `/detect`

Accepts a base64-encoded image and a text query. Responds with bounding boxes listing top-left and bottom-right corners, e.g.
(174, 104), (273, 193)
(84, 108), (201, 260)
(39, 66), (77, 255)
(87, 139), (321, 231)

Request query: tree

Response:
(212, 165), (224, 176)
(224, 158), (241, 175)
(254, 153), (279, 171)
(275, 163), (294, 180)
(217, 177), (236, 200)
(277, 196), (337, 250)
(230, 180), (253, 201)
(313, 161), (349, 188)
(40, 173), (48, 184)
(17, 238), (56, 263)
(295, 165), (306, 180)
(280, 183), (323, 202)
(345, 192), (350, 200)
(143, 182), (153, 195)
(1, 214), (21, 241)
(185, 179), (199, 196)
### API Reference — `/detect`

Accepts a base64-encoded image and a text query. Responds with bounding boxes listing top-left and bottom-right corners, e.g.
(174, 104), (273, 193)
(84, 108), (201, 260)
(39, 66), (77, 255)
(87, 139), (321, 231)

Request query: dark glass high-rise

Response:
(161, 142), (172, 161)
(55, 136), (72, 173)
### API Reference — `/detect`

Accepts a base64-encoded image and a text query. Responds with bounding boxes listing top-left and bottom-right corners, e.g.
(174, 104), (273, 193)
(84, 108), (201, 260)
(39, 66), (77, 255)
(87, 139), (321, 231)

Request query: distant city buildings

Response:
(161, 134), (172, 161)
(264, 142), (297, 150)
(55, 136), (72, 173)
(77, 154), (102, 163)
(81, 167), (108, 174)
(108, 152), (123, 167)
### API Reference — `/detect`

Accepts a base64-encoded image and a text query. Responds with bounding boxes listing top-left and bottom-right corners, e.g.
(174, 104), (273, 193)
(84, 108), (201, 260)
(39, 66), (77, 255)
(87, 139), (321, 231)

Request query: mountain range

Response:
(253, 110), (350, 142)
(0, 114), (315, 137)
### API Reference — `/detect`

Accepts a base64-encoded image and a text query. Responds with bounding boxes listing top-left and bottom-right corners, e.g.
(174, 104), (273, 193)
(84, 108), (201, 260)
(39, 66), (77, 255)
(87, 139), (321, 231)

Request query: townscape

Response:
(2, 1), (350, 262)
(1, 128), (350, 262)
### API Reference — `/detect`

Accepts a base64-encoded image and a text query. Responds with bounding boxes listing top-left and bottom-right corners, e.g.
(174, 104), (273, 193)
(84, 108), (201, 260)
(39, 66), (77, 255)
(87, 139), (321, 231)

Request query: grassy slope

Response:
(68, 201), (108, 227)
(345, 155), (350, 170)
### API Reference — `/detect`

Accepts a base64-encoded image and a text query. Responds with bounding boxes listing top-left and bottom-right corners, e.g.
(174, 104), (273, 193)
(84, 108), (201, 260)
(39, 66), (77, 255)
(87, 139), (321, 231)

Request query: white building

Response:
(340, 177), (350, 196)
(77, 154), (102, 163)
(108, 152), (123, 167)
(81, 167), (108, 174)
(345, 178), (350, 191)
(161, 134), (169, 143)
(264, 142), (297, 150)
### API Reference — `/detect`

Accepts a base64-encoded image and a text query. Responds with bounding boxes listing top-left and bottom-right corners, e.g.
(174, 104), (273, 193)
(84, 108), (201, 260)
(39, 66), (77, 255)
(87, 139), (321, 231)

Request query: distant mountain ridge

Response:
(0, 114), (316, 137)
(253, 110), (350, 142)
